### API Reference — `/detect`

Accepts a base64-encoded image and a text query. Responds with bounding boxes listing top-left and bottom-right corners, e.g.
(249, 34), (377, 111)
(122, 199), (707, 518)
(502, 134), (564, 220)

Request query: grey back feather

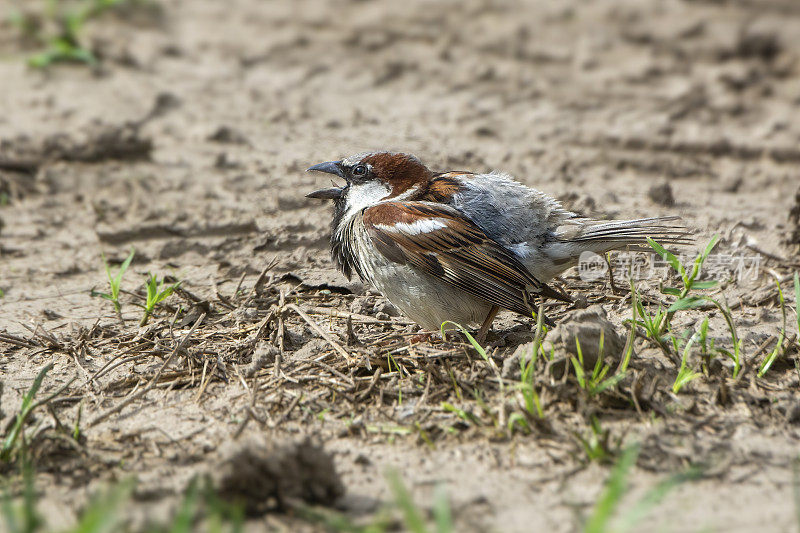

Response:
(450, 172), (575, 248)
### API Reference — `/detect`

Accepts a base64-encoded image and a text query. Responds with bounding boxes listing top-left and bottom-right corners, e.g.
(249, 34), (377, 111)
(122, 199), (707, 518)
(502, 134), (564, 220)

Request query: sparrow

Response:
(307, 152), (688, 342)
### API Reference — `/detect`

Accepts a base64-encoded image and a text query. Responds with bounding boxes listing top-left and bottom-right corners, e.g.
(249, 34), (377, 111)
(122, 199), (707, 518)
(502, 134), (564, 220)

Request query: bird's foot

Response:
(409, 332), (437, 344)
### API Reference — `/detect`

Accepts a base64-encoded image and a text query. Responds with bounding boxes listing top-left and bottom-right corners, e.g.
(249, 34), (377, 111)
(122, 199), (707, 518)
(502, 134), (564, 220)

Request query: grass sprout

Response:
(648, 235), (720, 330)
(584, 444), (698, 533)
(569, 334), (627, 397)
(440, 320), (505, 396)
(1, 461), (43, 533)
(439, 321), (487, 360)
(139, 273), (180, 326)
(1, 364), (53, 463)
(91, 248), (134, 320)
(794, 272), (800, 356)
(697, 317), (714, 370)
(643, 236), (744, 379)
(441, 402), (481, 427)
(1, 474), (242, 533)
(9, 0), (148, 68)
(386, 469), (453, 533)
(672, 332), (702, 393)
(759, 277), (788, 377)
(297, 471), (452, 532)
(575, 416), (616, 464)
(515, 308), (547, 423)
(67, 477), (135, 533)
(618, 280), (638, 374)
(442, 306), (551, 435)
(704, 296), (742, 378)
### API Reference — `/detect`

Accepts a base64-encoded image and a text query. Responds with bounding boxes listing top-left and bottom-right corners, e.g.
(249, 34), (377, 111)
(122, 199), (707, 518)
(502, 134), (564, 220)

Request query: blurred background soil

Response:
(2, 0), (800, 531)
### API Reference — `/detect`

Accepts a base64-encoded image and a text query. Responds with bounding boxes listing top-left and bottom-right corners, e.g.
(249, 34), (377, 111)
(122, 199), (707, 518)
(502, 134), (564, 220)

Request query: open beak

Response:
(307, 160), (345, 178)
(306, 186), (344, 200)
(306, 160), (346, 200)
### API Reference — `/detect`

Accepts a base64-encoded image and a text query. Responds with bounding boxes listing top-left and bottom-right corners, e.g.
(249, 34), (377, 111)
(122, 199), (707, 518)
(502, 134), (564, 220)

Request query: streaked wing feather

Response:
(364, 202), (570, 316)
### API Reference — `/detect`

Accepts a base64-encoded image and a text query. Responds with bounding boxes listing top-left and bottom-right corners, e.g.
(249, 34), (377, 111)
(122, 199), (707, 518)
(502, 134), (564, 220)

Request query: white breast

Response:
(349, 215), (490, 331)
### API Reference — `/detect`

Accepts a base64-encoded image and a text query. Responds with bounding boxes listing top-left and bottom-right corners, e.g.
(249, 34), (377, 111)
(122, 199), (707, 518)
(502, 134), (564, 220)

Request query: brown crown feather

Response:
(360, 153), (433, 199)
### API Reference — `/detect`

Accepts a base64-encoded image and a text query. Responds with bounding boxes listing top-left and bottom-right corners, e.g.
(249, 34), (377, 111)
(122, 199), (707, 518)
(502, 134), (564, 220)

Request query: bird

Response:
(306, 152), (688, 343)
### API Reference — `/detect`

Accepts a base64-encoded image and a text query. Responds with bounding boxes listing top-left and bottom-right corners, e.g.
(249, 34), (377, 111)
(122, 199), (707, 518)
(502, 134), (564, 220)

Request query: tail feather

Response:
(530, 216), (692, 281)
(570, 216), (692, 248)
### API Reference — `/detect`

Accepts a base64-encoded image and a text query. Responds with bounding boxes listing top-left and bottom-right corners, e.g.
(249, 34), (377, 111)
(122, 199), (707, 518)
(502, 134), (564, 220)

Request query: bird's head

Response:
(306, 152), (433, 213)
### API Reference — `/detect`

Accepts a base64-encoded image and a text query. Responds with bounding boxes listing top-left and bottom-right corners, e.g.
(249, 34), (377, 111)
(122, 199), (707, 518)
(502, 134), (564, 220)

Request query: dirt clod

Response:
(734, 27), (782, 62)
(648, 182), (676, 207)
(502, 306), (626, 379)
(788, 185), (800, 253)
(213, 436), (344, 516)
(548, 306), (626, 370)
(208, 126), (250, 145)
(0, 122), (151, 173)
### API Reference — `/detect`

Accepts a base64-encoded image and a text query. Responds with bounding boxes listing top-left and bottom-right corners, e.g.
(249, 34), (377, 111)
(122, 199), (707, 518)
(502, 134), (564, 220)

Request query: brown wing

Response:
(362, 202), (570, 316)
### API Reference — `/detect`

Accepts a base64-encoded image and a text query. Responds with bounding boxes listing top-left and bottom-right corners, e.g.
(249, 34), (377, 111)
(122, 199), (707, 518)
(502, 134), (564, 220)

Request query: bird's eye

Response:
(352, 164), (367, 177)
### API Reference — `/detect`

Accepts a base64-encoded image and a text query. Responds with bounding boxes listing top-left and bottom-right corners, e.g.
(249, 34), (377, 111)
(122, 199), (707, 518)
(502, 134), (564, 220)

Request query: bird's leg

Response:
(476, 306), (500, 345)
(604, 252), (620, 294)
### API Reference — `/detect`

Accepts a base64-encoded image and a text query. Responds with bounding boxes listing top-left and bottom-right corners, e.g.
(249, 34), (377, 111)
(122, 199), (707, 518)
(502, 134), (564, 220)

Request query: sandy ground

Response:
(2, 0), (800, 531)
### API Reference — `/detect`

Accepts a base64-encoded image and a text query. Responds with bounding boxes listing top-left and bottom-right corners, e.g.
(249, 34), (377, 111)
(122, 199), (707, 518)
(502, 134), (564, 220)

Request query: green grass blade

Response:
(619, 280), (638, 373)
(575, 336), (584, 366)
(440, 321), (487, 361)
(73, 400), (84, 441)
(667, 296), (707, 313)
(793, 458), (800, 530)
(684, 234), (719, 289)
(591, 330), (605, 382)
(584, 444), (640, 533)
(432, 484), (453, 533)
(672, 367), (701, 394)
(102, 252), (113, 286)
(386, 470), (427, 533)
(507, 412), (531, 433)
(672, 333), (700, 393)
(647, 238), (683, 279)
(615, 467), (700, 533)
(114, 248), (135, 288)
(146, 274), (158, 305)
(795, 273), (800, 340)
(169, 478), (200, 533)
(759, 279), (786, 377)
(2, 490), (19, 533)
(153, 283), (179, 305)
(1, 460), (42, 533)
(441, 402), (479, 426)
(71, 479), (135, 533)
(21, 462), (42, 533)
(699, 318), (709, 346)
(592, 371), (627, 396)
(1, 363), (53, 460)
(570, 356), (586, 389)
(701, 234), (720, 261)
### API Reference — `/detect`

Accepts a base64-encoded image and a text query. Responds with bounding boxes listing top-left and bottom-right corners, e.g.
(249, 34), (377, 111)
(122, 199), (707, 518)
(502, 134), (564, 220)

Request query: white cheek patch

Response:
(345, 181), (392, 216)
(377, 218), (448, 235)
